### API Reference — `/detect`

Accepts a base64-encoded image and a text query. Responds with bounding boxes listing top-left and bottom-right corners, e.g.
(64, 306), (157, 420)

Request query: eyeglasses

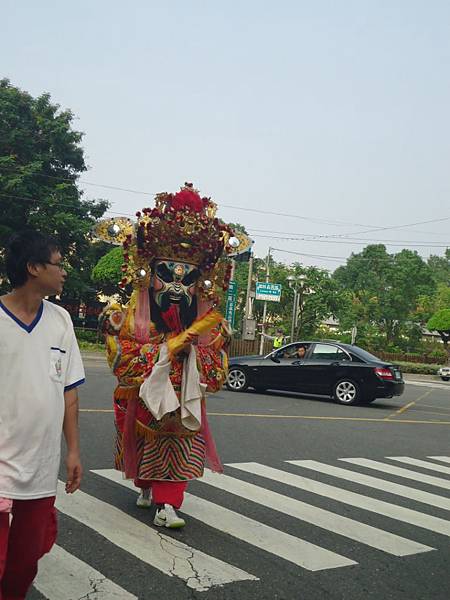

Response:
(44, 261), (67, 271)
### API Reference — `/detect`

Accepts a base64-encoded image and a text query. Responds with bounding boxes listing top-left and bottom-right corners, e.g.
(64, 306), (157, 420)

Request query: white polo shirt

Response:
(0, 299), (85, 499)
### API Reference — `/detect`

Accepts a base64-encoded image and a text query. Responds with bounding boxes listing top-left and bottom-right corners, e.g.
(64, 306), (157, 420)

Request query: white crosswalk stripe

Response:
(340, 458), (450, 490)
(55, 481), (257, 592)
(235, 461), (450, 536)
(33, 455), (450, 597)
(94, 469), (355, 571)
(272, 459), (450, 511)
(198, 469), (431, 556)
(428, 456), (450, 464)
(35, 545), (138, 600)
(387, 457), (450, 476)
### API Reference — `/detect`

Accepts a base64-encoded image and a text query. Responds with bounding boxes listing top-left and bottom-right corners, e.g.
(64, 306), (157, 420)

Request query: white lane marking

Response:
(387, 457), (450, 476)
(35, 544), (137, 599)
(95, 469), (355, 572)
(428, 456), (450, 464)
(339, 458), (450, 491)
(272, 460), (450, 512)
(233, 462), (450, 538)
(202, 469), (431, 557)
(56, 481), (256, 591)
(406, 381), (450, 390)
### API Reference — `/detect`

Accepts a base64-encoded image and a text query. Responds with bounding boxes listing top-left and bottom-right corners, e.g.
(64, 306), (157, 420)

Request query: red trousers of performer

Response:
(0, 496), (57, 600)
(134, 479), (187, 509)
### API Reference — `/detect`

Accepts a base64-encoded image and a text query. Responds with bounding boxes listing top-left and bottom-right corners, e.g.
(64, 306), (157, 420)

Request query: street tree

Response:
(428, 249), (450, 286)
(333, 245), (435, 345)
(427, 309), (450, 363)
(0, 79), (109, 298)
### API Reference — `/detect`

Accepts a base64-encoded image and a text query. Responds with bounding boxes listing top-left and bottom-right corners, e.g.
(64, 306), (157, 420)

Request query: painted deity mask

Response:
(150, 260), (200, 333)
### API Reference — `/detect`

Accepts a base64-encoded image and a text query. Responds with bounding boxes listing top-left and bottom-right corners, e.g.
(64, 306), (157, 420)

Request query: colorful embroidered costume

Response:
(102, 296), (230, 482)
(98, 184), (251, 524)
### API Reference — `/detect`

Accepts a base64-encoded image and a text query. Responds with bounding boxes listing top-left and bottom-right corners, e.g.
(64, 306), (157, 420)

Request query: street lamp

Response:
(287, 274), (308, 342)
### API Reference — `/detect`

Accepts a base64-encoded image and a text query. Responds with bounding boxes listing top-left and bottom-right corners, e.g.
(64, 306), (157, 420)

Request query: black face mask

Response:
(149, 260), (200, 333)
(149, 289), (198, 333)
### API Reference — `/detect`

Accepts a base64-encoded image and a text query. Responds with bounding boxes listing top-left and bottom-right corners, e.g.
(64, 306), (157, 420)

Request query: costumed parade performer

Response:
(98, 183), (250, 528)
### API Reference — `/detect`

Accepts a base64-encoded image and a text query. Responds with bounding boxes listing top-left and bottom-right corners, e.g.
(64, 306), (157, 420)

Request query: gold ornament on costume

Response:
(92, 183), (253, 298)
(93, 217), (134, 245)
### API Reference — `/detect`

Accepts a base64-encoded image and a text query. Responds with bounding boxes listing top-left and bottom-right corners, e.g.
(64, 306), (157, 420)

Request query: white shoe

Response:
(136, 488), (152, 508)
(153, 504), (186, 528)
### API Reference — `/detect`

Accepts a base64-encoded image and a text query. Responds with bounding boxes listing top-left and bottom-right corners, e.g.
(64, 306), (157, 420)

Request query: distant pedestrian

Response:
(262, 328), (290, 350)
(0, 231), (85, 599)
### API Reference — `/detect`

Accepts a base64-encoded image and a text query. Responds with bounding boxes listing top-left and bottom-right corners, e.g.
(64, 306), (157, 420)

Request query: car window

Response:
(310, 344), (349, 361)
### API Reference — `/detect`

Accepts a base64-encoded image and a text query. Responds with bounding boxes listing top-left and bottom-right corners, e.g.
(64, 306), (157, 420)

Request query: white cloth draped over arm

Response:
(139, 343), (204, 431)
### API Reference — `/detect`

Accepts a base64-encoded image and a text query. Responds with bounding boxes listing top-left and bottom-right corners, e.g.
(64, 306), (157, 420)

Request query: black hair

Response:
(4, 230), (60, 288)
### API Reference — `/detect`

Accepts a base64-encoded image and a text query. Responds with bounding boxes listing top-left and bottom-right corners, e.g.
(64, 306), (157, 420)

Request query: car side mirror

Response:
(271, 355), (280, 363)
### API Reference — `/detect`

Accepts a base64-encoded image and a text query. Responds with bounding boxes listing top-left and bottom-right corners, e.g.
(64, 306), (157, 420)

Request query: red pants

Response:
(134, 479), (187, 509)
(0, 496), (57, 600)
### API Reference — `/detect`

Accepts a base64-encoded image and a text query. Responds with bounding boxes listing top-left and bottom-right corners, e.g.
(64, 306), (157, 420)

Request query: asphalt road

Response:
(30, 356), (450, 600)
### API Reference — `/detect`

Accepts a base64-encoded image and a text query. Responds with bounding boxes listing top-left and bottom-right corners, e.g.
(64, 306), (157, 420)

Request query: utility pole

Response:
(244, 252), (254, 320)
(230, 258), (236, 282)
(259, 247), (271, 355)
(290, 287), (298, 342)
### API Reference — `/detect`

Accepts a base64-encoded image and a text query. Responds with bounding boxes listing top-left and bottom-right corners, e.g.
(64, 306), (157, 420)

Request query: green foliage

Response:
(91, 246), (124, 297)
(333, 244), (436, 344)
(230, 256), (348, 339)
(77, 340), (105, 352)
(427, 249), (450, 286)
(427, 309), (450, 333)
(427, 309), (450, 359)
(74, 327), (100, 344)
(0, 79), (109, 298)
(394, 361), (443, 375)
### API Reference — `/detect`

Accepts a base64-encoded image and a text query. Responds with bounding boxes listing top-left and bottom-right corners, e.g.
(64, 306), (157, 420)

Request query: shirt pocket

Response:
(49, 347), (66, 383)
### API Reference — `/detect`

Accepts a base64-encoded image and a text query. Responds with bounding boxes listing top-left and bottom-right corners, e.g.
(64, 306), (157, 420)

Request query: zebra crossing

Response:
(33, 455), (450, 598)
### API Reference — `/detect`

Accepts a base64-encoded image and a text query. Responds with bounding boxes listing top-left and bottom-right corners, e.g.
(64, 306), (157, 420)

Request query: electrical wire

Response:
(3, 164), (449, 235)
(251, 233), (450, 248)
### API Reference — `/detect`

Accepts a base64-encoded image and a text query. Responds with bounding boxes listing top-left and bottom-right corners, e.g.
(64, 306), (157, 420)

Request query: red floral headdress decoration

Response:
(118, 183), (237, 298)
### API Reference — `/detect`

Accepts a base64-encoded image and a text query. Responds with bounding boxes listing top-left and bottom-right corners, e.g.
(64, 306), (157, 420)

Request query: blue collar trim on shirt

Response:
(0, 300), (44, 333)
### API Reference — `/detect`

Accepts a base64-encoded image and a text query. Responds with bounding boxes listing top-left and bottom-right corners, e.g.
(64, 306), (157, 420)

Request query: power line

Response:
(251, 233), (450, 248)
(2, 166), (450, 241)
(270, 247), (441, 264)
(4, 164), (448, 234)
(0, 165), (366, 226)
(0, 191), (122, 214)
(248, 227), (450, 241)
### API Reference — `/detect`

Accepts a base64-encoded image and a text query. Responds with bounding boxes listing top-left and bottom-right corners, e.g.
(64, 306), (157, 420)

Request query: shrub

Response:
(395, 361), (442, 375)
(75, 328), (103, 344)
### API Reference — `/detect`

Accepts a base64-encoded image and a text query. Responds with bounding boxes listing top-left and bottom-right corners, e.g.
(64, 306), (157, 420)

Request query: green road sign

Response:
(225, 281), (237, 327)
(255, 282), (282, 302)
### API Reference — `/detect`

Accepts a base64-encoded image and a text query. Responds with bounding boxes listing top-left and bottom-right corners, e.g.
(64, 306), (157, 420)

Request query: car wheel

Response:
(441, 377), (450, 382)
(226, 368), (249, 392)
(333, 379), (361, 405)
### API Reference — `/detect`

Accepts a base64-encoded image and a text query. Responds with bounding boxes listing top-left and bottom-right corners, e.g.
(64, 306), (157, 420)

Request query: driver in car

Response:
(296, 345), (306, 359)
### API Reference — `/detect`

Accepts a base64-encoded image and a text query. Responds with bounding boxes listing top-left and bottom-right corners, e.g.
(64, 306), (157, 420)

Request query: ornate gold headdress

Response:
(93, 183), (252, 303)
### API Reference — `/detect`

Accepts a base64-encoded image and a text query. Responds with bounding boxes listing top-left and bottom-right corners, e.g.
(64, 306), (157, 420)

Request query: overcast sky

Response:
(2, 0), (450, 270)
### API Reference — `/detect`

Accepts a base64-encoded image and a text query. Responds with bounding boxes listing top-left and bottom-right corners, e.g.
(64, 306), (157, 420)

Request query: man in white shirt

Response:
(0, 231), (85, 600)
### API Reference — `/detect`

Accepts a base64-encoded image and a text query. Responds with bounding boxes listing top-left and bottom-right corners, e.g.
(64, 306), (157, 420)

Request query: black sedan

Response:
(226, 341), (404, 405)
